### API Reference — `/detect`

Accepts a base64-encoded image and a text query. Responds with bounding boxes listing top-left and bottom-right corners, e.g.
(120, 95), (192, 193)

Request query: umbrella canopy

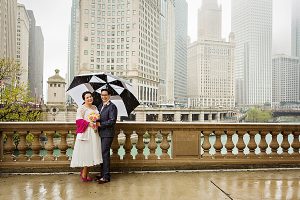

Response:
(67, 73), (140, 116)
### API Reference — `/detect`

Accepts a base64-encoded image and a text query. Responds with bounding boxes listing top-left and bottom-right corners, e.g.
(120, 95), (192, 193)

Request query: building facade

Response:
(45, 69), (76, 121)
(27, 10), (44, 103)
(232, 0), (272, 106)
(292, 0), (300, 58)
(187, 0), (235, 109)
(16, 4), (30, 85)
(187, 38), (235, 109)
(174, 0), (188, 106)
(158, 0), (175, 105)
(272, 54), (300, 105)
(69, 0), (161, 105)
(197, 0), (221, 41)
(0, 0), (17, 59)
(68, 0), (80, 89)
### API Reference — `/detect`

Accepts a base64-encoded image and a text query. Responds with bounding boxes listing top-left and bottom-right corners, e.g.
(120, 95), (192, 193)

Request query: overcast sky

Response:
(18, 0), (291, 98)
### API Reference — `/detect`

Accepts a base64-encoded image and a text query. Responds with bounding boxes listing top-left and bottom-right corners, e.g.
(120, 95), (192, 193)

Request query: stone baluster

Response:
(160, 131), (170, 159)
(247, 131), (257, 157)
(269, 131), (279, 157)
(258, 131), (268, 157)
(135, 130), (145, 160)
(202, 131), (211, 157)
(291, 131), (300, 156)
(236, 131), (246, 157)
(16, 131), (28, 161)
(111, 131), (120, 161)
(0, 131), (3, 161)
(57, 131), (68, 161)
(225, 130), (235, 157)
(213, 131), (223, 157)
(280, 131), (290, 156)
(44, 131), (55, 161)
(147, 130), (158, 160)
(3, 132), (15, 161)
(30, 131), (42, 161)
(123, 130), (133, 160)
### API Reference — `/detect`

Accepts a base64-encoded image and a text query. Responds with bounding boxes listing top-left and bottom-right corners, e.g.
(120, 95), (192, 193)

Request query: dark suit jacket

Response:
(97, 101), (118, 138)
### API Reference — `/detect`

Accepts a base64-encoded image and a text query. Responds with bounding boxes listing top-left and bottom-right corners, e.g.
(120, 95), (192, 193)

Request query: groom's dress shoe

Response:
(98, 178), (110, 184)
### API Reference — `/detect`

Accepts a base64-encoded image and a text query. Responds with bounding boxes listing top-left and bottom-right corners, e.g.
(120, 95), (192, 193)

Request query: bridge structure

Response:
(272, 109), (300, 117)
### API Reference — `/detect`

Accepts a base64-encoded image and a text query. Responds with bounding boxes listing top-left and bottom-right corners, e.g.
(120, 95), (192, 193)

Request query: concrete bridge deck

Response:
(1, 169), (299, 200)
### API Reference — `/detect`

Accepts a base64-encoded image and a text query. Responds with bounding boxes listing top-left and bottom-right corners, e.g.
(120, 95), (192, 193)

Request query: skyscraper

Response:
(174, 0), (188, 106)
(68, 0), (80, 89)
(0, 0), (17, 59)
(69, 0), (160, 105)
(232, 0), (272, 106)
(292, 0), (300, 58)
(16, 4), (30, 85)
(158, 0), (175, 105)
(272, 54), (300, 105)
(27, 10), (44, 102)
(197, 0), (221, 40)
(187, 1), (235, 109)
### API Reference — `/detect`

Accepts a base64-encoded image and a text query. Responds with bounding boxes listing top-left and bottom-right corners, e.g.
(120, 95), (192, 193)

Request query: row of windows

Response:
(50, 84), (62, 87)
(90, 64), (126, 70)
(84, 36), (134, 44)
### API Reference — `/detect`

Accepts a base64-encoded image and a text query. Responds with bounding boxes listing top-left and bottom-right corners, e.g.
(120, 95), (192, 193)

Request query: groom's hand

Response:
(96, 122), (101, 127)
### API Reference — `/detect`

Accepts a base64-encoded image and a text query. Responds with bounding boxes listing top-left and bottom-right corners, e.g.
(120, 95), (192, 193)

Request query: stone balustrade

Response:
(0, 122), (299, 172)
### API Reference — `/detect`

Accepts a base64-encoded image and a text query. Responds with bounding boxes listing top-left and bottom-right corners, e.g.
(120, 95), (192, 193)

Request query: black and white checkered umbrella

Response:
(66, 73), (140, 116)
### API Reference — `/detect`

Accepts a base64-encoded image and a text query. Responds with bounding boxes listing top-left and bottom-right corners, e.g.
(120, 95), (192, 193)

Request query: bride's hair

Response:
(82, 91), (93, 103)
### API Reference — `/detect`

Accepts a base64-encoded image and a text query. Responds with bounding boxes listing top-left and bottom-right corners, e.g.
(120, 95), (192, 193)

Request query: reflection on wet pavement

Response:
(0, 170), (299, 200)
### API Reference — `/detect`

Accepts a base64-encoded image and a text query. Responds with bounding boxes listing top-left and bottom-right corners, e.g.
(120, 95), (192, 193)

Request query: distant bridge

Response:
(272, 110), (300, 117)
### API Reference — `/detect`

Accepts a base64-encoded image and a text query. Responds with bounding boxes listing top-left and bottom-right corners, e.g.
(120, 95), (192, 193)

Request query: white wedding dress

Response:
(70, 105), (103, 167)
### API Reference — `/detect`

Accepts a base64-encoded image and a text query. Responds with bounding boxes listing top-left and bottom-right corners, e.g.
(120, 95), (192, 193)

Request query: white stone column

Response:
(158, 112), (163, 122)
(174, 111), (181, 122)
(216, 112), (220, 122)
(136, 111), (146, 122)
(188, 113), (192, 122)
(208, 113), (212, 122)
(200, 112), (204, 122)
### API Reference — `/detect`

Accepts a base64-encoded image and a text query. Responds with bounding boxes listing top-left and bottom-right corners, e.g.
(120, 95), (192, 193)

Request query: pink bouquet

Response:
(88, 112), (100, 131)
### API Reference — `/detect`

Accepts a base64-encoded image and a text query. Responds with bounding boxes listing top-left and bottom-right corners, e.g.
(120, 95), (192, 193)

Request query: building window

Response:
(54, 93), (56, 97)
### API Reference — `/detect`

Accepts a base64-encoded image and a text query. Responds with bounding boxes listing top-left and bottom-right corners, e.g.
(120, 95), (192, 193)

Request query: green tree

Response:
(246, 107), (272, 122)
(0, 58), (41, 121)
(0, 58), (21, 81)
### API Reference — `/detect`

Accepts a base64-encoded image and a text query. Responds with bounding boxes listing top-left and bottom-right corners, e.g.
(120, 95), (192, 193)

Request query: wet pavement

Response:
(0, 169), (300, 200)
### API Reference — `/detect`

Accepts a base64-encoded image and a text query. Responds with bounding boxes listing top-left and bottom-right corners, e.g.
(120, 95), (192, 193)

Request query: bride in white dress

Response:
(70, 91), (103, 182)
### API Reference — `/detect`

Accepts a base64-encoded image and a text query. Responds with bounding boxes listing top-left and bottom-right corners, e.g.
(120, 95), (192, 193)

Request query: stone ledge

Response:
(1, 158), (300, 173)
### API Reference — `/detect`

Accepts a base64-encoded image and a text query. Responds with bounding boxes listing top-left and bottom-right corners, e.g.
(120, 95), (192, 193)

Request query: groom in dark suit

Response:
(96, 88), (118, 184)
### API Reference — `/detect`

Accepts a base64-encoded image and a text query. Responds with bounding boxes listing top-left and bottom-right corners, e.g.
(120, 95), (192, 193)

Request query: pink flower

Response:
(88, 112), (100, 122)
(88, 112), (100, 132)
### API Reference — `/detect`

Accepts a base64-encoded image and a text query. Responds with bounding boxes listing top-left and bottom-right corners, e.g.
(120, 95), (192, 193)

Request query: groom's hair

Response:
(101, 88), (112, 95)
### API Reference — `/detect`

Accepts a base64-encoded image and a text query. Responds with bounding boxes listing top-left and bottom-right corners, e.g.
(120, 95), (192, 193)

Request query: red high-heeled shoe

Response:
(81, 174), (93, 182)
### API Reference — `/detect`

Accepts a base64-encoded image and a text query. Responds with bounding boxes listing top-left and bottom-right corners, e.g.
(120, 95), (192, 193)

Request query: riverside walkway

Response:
(1, 169), (299, 200)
